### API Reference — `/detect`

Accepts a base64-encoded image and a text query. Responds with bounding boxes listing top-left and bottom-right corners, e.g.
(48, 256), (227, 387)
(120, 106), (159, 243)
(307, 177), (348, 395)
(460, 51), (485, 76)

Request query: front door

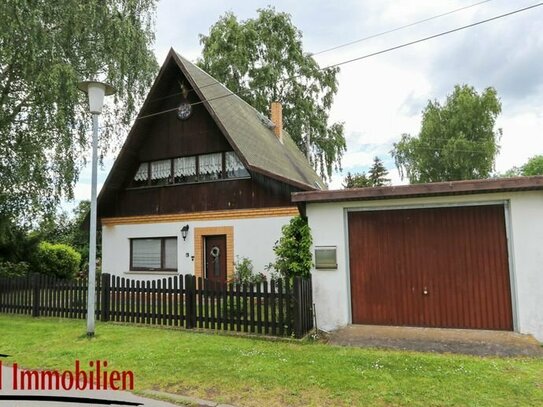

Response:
(204, 235), (227, 283)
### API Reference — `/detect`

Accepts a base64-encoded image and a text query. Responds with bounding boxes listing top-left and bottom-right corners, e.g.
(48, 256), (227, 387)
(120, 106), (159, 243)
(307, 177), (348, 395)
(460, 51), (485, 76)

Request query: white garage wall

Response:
(307, 191), (543, 342)
(102, 215), (292, 282)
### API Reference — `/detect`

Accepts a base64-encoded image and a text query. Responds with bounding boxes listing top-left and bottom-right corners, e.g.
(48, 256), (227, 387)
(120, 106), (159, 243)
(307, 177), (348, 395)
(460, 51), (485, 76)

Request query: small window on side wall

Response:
(315, 246), (337, 269)
(130, 237), (178, 271)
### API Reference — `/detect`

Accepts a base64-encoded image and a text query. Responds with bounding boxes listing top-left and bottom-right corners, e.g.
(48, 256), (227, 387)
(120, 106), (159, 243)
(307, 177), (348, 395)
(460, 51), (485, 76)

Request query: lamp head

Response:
(181, 224), (190, 241)
(78, 81), (115, 114)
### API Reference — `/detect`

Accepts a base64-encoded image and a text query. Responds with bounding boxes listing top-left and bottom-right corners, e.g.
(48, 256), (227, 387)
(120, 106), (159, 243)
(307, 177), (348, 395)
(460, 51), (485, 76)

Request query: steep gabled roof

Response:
(98, 48), (324, 212)
(172, 51), (324, 190)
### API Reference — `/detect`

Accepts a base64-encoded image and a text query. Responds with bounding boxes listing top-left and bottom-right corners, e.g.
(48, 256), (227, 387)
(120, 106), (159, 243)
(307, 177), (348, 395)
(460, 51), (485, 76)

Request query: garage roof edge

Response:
(291, 176), (543, 203)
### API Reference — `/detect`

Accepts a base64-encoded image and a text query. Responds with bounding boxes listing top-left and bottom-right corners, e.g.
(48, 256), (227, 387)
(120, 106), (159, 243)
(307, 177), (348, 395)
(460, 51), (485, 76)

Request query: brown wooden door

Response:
(204, 235), (227, 283)
(348, 205), (513, 330)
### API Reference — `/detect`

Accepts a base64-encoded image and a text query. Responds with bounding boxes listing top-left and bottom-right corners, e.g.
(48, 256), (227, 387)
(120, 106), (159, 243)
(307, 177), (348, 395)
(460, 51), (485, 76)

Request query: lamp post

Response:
(77, 80), (115, 337)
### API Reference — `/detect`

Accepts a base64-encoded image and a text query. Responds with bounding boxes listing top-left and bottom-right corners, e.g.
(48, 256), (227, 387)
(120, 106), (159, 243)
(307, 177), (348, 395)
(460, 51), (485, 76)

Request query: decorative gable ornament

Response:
(177, 80), (192, 120)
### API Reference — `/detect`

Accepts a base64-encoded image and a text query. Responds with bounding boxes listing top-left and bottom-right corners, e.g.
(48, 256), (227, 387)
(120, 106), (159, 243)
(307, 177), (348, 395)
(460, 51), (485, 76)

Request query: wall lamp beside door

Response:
(181, 224), (190, 241)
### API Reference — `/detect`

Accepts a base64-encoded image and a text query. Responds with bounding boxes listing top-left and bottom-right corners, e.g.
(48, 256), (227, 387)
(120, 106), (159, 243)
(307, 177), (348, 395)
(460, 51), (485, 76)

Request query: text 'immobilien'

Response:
(0, 360), (134, 391)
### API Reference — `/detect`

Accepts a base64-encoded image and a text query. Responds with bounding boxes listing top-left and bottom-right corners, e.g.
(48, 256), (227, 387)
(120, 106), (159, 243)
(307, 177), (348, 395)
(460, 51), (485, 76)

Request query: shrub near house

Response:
(33, 242), (81, 279)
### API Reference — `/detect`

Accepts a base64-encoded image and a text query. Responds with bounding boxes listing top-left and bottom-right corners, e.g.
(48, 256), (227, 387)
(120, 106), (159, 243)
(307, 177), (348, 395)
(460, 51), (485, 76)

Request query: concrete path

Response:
(0, 364), (179, 407)
(328, 325), (543, 357)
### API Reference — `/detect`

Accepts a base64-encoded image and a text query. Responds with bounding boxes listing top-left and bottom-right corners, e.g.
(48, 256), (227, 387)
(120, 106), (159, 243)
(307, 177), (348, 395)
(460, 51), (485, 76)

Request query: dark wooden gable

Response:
(136, 59), (231, 162)
(98, 55), (301, 219)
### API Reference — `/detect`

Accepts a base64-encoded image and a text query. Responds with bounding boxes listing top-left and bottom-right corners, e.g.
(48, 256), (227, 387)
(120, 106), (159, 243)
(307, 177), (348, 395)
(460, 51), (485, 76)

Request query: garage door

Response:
(348, 205), (513, 330)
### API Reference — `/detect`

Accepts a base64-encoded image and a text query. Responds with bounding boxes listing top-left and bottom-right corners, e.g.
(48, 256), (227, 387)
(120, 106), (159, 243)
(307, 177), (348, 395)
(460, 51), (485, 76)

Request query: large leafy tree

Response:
(0, 0), (158, 222)
(391, 85), (502, 183)
(502, 155), (543, 177)
(197, 7), (346, 180)
(520, 155), (543, 176)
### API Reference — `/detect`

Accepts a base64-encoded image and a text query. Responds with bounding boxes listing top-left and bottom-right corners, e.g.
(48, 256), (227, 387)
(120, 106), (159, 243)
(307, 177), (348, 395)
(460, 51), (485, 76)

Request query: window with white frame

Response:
(130, 237), (178, 271)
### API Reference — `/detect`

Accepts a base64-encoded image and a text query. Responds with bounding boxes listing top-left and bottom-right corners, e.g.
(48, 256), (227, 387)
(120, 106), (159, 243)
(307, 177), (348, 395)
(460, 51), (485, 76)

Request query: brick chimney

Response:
(270, 101), (283, 143)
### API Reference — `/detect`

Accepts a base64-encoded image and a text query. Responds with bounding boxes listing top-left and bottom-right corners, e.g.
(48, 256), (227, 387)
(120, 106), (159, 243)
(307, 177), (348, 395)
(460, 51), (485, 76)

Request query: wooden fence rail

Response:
(0, 273), (314, 338)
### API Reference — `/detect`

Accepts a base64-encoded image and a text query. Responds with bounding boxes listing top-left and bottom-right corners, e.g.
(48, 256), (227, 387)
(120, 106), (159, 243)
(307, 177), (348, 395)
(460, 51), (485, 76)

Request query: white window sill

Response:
(124, 271), (179, 276)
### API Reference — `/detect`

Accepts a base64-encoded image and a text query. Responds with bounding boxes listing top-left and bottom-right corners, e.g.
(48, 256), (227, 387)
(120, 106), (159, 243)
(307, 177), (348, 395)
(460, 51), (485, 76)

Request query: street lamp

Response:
(78, 80), (115, 337)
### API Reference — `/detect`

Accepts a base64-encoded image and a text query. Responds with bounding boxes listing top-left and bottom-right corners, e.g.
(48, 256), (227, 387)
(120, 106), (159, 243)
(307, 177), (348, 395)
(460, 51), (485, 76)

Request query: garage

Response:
(348, 205), (512, 330)
(292, 176), (543, 341)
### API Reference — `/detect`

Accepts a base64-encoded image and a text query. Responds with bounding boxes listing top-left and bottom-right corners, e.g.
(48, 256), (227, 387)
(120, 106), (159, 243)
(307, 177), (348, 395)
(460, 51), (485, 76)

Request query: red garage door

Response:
(348, 205), (513, 330)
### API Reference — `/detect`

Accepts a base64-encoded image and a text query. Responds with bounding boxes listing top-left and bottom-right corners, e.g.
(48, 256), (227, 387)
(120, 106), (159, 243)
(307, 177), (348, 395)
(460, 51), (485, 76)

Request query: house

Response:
(98, 48), (324, 282)
(293, 176), (543, 342)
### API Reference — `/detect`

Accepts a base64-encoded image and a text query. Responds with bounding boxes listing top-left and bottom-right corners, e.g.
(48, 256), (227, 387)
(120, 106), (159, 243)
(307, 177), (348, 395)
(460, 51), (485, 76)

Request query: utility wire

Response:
(147, 0), (494, 103)
(311, 0), (493, 56)
(138, 1), (543, 121)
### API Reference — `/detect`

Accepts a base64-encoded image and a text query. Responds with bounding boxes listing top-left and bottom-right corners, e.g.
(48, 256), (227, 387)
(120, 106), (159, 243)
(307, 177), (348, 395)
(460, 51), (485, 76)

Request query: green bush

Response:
(271, 216), (313, 279)
(33, 241), (81, 279)
(231, 256), (266, 284)
(0, 261), (30, 278)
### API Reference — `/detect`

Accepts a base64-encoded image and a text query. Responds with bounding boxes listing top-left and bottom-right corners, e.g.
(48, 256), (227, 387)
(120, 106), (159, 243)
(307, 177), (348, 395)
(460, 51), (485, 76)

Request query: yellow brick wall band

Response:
(101, 207), (298, 226)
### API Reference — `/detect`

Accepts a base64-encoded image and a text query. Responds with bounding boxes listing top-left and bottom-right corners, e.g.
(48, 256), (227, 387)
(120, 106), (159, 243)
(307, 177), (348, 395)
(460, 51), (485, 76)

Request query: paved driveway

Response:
(329, 325), (543, 357)
(0, 364), (179, 407)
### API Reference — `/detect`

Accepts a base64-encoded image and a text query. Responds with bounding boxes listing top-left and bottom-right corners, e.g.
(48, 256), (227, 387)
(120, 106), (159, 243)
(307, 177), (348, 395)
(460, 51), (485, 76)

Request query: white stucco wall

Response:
(102, 215), (292, 282)
(306, 191), (543, 342)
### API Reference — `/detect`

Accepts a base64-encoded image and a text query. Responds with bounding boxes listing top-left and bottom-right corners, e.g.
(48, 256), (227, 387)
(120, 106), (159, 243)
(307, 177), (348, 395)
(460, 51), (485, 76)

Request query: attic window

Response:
(199, 153), (223, 181)
(174, 156), (197, 183)
(225, 151), (249, 178)
(133, 163), (149, 187)
(150, 159), (171, 186)
(131, 151), (250, 188)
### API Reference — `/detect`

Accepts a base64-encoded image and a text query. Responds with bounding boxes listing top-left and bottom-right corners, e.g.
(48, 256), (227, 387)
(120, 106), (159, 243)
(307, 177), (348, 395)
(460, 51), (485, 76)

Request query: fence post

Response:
(101, 273), (110, 322)
(293, 276), (302, 338)
(32, 273), (40, 317)
(184, 274), (196, 329)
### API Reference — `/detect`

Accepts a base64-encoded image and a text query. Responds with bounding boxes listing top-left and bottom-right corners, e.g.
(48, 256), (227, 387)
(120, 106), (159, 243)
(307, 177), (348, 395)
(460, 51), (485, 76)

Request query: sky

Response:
(70, 0), (543, 209)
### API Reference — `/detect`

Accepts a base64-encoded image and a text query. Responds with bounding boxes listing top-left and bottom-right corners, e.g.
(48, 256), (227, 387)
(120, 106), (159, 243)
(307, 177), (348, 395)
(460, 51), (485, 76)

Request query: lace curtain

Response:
(151, 160), (171, 180)
(225, 152), (245, 172)
(199, 153), (222, 175)
(134, 163), (148, 181)
(174, 156), (196, 177)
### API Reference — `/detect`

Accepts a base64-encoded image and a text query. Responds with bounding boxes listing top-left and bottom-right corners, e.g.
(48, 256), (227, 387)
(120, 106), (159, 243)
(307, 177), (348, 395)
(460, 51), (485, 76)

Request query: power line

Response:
(138, 1), (543, 121)
(147, 0), (494, 103)
(324, 2), (542, 71)
(311, 0), (493, 56)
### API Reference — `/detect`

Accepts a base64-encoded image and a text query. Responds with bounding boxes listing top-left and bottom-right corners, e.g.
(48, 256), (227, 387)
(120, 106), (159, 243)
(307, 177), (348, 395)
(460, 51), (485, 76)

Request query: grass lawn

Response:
(0, 315), (541, 406)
